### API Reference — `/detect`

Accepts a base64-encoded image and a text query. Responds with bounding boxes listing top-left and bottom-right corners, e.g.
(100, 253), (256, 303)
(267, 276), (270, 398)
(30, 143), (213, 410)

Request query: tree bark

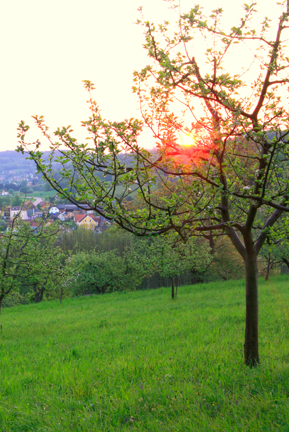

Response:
(171, 277), (175, 300)
(244, 252), (260, 366)
(282, 257), (289, 269)
(34, 286), (45, 303)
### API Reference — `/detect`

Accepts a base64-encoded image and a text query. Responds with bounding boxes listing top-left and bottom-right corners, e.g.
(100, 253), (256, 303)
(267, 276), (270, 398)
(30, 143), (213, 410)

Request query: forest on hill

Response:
(0, 150), (36, 177)
(0, 150), (71, 179)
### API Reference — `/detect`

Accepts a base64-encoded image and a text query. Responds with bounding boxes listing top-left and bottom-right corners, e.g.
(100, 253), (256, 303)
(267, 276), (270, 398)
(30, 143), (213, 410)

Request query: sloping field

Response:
(1, 276), (289, 431)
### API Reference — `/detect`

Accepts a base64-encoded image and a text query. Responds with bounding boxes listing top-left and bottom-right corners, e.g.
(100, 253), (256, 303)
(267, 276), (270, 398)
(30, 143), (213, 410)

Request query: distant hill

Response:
(0, 148), (158, 183)
(0, 150), (70, 180)
(0, 151), (36, 177)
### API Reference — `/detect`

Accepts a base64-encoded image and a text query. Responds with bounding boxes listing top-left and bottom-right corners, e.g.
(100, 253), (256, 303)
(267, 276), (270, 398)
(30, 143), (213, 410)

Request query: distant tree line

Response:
(2, 212), (289, 313)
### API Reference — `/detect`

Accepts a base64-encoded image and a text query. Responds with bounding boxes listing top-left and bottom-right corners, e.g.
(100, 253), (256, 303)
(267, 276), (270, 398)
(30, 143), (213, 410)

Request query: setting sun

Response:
(178, 131), (197, 148)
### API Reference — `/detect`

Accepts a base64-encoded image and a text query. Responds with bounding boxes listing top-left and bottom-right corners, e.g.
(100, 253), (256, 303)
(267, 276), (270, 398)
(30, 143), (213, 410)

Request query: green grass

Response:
(1, 276), (289, 431)
(24, 190), (57, 199)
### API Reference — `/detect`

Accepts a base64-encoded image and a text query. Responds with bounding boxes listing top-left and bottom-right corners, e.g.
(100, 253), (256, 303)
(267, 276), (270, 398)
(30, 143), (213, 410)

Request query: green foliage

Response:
(0, 196), (11, 208)
(0, 217), (34, 312)
(258, 236), (289, 280)
(0, 216), (68, 312)
(60, 227), (212, 295)
(133, 234), (211, 297)
(43, 182), (53, 191)
(148, 235), (210, 279)
(68, 249), (143, 295)
(2, 290), (31, 308)
(0, 220), (7, 232)
(19, 222), (70, 303)
(60, 226), (103, 254)
(206, 237), (245, 281)
(19, 185), (33, 194)
(11, 193), (22, 207)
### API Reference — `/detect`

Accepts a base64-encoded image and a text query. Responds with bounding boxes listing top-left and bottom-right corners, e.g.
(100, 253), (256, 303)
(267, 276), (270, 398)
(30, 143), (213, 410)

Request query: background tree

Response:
(207, 237), (245, 282)
(136, 234), (211, 299)
(19, 185), (32, 195)
(11, 194), (22, 207)
(258, 226), (289, 280)
(18, 2), (289, 366)
(0, 216), (47, 314)
(20, 222), (68, 303)
(0, 196), (11, 209)
(0, 220), (7, 232)
(68, 249), (144, 296)
(60, 225), (105, 254)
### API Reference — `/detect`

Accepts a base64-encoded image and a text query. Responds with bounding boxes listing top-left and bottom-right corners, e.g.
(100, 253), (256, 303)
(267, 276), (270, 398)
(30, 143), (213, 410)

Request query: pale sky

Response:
(0, 0), (285, 151)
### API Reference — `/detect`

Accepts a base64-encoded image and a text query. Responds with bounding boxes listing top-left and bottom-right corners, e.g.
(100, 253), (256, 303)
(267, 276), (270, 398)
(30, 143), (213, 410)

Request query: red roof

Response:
(74, 214), (101, 224)
(74, 214), (86, 223)
(90, 215), (101, 224)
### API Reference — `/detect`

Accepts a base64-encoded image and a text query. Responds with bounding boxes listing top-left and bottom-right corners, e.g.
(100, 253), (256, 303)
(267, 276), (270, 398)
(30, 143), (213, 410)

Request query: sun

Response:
(177, 131), (197, 148)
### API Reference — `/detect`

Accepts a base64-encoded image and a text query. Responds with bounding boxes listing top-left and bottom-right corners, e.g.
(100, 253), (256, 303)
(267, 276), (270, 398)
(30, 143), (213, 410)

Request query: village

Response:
(2, 198), (109, 233)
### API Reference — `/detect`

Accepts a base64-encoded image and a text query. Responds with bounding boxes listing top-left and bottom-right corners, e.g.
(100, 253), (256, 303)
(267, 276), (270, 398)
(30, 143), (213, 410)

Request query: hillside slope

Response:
(1, 277), (289, 431)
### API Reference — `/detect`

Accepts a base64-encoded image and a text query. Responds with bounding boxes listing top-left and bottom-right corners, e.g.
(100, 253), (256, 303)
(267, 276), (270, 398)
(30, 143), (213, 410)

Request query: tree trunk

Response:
(244, 253), (260, 367)
(0, 295), (3, 315)
(34, 286), (45, 303)
(282, 257), (289, 269)
(171, 277), (175, 300)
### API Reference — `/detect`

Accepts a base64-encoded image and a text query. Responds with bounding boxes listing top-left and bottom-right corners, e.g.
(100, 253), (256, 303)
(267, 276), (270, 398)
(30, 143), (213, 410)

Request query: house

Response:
(74, 213), (102, 232)
(49, 206), (60, 215)
(58, 213), (66, 222)
(23, 201), (37, 218)
(28, 220), (40, 230)
(32, 212), (43, 219)
(1, 206), (10, 219)
(10, 207), (28, 220)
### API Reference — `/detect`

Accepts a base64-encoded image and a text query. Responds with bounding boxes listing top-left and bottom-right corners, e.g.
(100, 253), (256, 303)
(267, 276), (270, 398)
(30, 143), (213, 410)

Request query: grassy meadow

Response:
(24, 191), (57, 199)
(1, 276), (289, 431)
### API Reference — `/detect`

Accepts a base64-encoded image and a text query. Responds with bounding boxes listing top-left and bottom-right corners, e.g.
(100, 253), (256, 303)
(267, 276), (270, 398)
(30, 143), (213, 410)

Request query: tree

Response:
(11, 194), (22, 207)
(18, 2), (289, 366)
(0, 196), (11, 208)
(0, 215), (49, 314)
(68, 250), (144, 296)
(136, 234), (210, 298)
(258, 223), (289, 280)
(0, 220), (7, 232)
(20, 222), (68, 303)
(206, 237), (245, 282)
(19, 186), (32, 194)
(60, 225), (102, 254)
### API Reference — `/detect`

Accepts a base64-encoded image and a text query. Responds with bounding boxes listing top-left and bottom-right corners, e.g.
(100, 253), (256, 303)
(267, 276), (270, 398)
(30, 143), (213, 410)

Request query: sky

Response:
(0, 0), (285, 151)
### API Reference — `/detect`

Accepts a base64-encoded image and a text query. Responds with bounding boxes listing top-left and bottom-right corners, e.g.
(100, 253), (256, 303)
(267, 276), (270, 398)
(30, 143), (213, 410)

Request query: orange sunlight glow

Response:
(178, 131), (197, 148)
(176, 130), (202, 163)
(170, 129), (214, 169)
